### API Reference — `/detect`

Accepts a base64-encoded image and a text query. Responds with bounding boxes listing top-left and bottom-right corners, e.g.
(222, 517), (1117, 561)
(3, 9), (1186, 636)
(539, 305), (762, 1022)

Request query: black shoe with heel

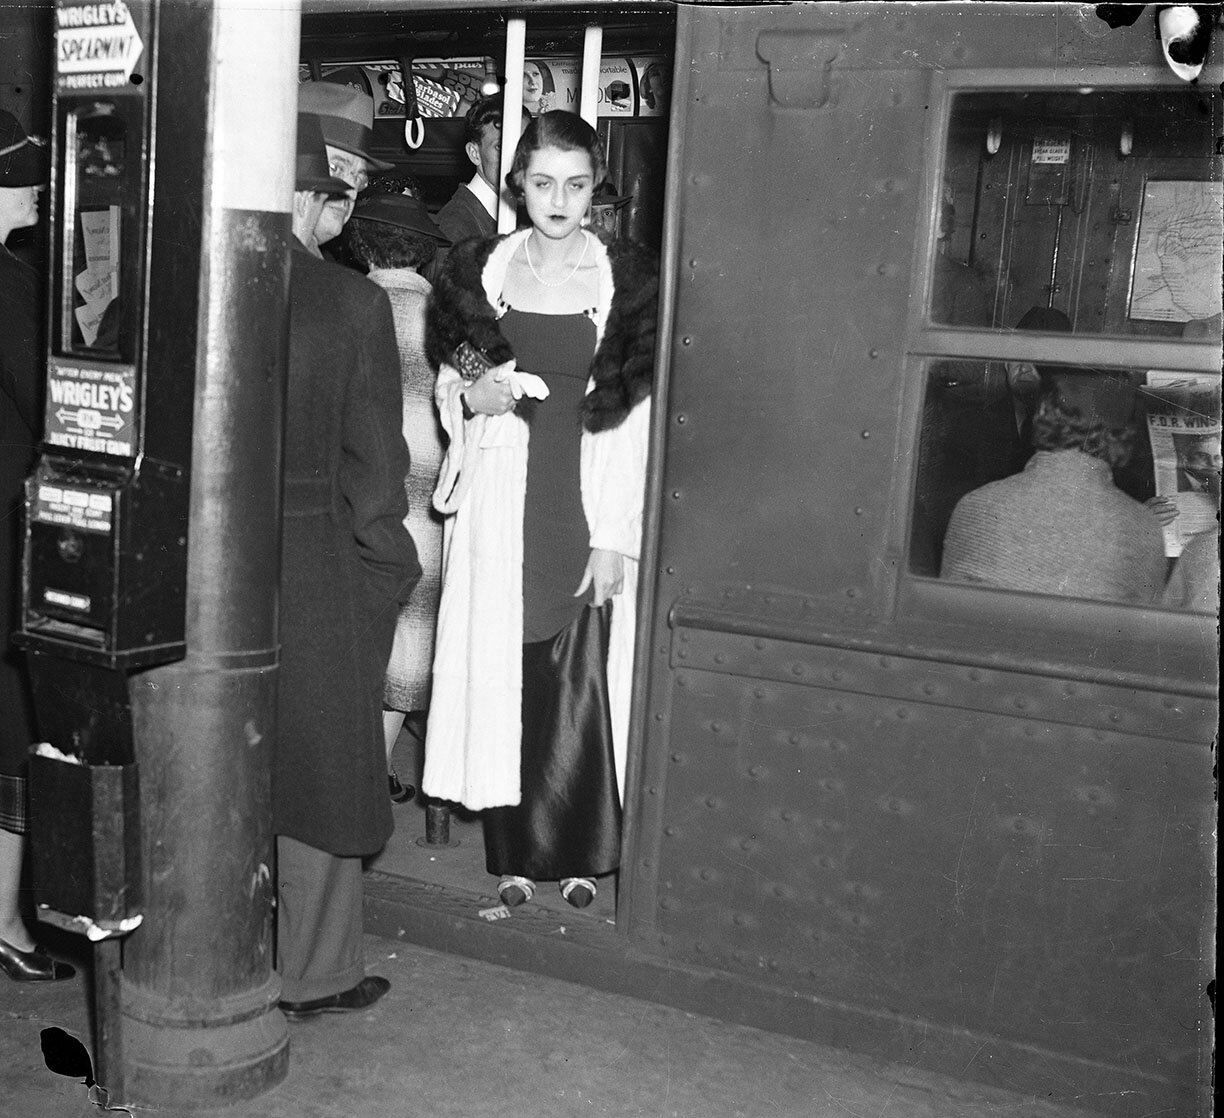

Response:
(0, 937), (76, 982)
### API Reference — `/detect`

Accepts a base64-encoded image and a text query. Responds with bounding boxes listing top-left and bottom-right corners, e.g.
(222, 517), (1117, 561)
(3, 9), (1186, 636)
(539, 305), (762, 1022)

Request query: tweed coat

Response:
(1, 244), (42, 796)
(272, 240), (420, 857)
(940, 449), (1166, 604)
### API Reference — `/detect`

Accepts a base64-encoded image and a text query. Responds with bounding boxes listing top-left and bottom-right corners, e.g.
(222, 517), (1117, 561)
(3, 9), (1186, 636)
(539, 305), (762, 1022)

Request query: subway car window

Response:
(932, 89), (1222, 336)
(910, 359), (1220, 613)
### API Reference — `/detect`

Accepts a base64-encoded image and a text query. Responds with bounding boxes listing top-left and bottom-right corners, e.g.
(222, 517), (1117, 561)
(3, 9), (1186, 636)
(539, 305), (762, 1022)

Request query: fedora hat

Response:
(591, 181), (632, 209)
(298, 80), (393, 171)
(351, 194), (450, 244)
(0, 110), (48, 187)
(296, 113), (350, 194)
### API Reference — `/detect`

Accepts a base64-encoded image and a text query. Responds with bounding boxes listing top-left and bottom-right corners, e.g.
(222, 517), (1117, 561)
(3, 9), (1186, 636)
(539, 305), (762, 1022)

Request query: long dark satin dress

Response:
(482, 307), (621, 881)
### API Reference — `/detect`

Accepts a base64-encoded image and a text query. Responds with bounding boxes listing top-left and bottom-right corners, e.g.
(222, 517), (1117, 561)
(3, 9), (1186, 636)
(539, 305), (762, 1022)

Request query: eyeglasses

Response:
(328, 159), (369, 192)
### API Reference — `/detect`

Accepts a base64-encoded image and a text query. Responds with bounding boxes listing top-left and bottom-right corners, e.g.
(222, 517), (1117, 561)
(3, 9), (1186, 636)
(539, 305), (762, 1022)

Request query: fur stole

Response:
(425, 234), (658, 433)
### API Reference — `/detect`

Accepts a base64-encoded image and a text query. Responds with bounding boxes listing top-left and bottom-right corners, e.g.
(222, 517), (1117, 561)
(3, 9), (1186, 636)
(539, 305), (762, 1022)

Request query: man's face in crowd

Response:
(467, 122), (502, 191)
(314, 144), (369, 246)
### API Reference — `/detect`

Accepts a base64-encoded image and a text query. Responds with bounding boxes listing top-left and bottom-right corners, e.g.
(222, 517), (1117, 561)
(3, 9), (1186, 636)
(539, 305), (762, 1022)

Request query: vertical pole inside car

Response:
(20, 0), (299, 1105)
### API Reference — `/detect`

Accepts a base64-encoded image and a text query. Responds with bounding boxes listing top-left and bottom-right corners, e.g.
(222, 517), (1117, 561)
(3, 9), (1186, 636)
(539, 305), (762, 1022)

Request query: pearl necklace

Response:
(525, 230), (590, 288)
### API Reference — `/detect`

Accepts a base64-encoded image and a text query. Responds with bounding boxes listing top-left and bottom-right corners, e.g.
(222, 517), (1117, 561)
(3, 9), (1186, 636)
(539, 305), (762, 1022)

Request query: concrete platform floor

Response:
(3, 933), (1097, 1118)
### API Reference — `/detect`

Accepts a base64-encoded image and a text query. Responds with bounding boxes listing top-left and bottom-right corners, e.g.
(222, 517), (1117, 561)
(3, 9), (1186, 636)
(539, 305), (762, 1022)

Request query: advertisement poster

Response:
(1130, 180), (1224, 324)
(306, 56), (670, 120)
(43, 358), (137, 458)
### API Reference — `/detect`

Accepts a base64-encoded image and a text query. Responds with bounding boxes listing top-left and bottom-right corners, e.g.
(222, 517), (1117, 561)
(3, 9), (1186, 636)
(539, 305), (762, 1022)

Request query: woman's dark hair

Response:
(528, 60), (555, 94)
(363, 174), (423, 199)
(1031, 391), (1135, 469)
(506, 110), (607, 201)
(347, 218), (438, 272)
(641, 62), (668, 110)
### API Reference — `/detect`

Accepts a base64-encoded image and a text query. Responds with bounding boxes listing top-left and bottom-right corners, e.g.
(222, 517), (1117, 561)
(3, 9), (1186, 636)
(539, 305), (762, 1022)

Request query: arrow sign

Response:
(57, 1), (144, 82)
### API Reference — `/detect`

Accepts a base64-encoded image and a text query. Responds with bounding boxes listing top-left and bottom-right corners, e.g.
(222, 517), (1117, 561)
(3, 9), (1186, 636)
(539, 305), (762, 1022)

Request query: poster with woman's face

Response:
(522, 60), (556, 115)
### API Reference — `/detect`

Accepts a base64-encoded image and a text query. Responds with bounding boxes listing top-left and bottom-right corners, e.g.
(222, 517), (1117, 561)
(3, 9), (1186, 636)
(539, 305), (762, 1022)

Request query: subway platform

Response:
(4, 928), (1096, 1118)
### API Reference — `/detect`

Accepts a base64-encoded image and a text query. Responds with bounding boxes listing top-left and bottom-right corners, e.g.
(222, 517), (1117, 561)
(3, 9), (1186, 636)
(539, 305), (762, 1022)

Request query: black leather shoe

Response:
(0, 937), (76, 982)
(278, 975), (390, 1019)
(388, 769), (414, 804)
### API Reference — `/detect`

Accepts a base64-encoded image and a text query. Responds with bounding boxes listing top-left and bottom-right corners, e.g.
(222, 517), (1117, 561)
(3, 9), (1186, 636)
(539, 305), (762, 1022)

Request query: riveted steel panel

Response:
(642, 661), (1212, 1097)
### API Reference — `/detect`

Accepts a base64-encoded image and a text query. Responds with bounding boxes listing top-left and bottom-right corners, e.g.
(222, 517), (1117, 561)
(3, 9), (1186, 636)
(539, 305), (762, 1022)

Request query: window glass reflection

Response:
(67, 105), (125, 356)
(933, 90), (1222, 338)
(910, 360), (1220, 612)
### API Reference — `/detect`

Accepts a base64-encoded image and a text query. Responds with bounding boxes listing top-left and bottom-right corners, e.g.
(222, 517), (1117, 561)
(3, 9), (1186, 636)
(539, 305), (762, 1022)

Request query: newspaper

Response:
(1144, 371), (1221, 557)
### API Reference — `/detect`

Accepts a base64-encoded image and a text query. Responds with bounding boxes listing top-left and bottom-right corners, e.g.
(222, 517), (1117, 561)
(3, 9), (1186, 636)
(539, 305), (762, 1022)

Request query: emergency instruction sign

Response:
(56, 0), (144, 92)
(44, 358), (137, 457)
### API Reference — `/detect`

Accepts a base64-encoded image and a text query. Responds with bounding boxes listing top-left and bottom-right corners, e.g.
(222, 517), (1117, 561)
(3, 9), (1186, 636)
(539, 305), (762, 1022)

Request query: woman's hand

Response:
(575, 548), (624, 606)
(1145, 496), (1180, 527)
(463, 362), (518, 416)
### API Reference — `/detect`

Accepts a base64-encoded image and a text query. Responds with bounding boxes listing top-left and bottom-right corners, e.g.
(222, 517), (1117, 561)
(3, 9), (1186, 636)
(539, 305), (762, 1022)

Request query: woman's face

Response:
(523, 145), (595, 241)
(0, 183), (43, 240)
(522, 63), (543, 105)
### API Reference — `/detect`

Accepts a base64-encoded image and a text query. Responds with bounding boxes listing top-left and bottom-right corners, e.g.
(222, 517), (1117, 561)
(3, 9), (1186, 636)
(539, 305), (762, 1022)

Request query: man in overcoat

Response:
(272, 112), (420, 1018)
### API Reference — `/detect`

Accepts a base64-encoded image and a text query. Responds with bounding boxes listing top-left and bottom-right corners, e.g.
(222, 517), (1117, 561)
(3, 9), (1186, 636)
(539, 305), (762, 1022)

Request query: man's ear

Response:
(465, 140), (481, 168)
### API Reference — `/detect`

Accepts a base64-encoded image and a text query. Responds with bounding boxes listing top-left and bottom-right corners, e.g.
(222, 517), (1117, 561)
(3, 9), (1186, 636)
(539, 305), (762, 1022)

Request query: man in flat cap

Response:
(298, 81), (393, 256)
(272, 113), (420, 1019)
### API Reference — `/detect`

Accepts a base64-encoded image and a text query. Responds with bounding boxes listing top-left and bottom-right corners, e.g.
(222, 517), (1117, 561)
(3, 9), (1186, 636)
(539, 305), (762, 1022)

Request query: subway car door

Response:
(623, 4), (1217, 1116)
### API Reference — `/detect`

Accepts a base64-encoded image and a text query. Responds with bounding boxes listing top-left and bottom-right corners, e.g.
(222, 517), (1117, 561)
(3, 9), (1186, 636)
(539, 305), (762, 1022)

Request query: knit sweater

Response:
(940, 450), (1167, 604)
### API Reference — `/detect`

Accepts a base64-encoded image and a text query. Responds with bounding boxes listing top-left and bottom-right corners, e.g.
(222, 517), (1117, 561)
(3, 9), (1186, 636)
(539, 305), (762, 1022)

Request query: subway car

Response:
(2, 2), (1217, 1114)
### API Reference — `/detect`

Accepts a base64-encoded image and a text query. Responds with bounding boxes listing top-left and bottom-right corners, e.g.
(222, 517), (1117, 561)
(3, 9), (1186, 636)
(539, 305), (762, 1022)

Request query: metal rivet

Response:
(672, 490), (681, 499)
(654, 712), (663, 721)
(869, 348), (879, 358)
(648, 786), (657, 795)
(854, 507), (864, 516)
(665, 566), (675, 574)
(710, 721), (722, 732)
(677, 649), (687, 659)
(682, 336), (692, 346)
(676, 414), (687, 424)
(664, 826), (677, 836)
(861, 430), (871, 439)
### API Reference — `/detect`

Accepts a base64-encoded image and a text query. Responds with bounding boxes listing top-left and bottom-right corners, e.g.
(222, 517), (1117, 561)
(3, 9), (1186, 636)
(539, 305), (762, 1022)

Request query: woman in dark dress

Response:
(0, 109), (72, 981)
(422, 112), (657, 909)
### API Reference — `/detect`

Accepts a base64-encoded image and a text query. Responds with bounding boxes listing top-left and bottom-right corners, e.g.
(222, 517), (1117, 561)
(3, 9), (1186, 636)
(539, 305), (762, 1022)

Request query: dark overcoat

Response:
(272, 240), (420, 857)
(0, 245), (42, 778)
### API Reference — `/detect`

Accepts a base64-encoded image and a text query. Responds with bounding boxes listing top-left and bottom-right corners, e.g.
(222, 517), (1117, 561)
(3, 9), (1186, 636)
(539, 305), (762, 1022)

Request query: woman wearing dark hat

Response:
(346, 192), (451, 803)
(1, 110), (72, 981)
